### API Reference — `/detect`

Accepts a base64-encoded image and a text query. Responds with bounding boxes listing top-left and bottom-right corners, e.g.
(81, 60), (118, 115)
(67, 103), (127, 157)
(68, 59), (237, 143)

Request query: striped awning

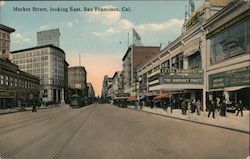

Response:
(127, 96), (137, 102)
(154, 93), (171, 100)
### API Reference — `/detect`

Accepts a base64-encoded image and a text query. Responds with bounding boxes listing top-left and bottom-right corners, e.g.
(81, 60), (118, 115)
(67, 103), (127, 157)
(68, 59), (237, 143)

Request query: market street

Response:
(0, 104), (249, 159)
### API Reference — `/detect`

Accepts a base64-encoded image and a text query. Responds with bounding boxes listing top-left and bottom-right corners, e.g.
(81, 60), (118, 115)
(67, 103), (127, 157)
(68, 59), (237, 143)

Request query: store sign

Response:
(0, 90), (16, 98)
(160, 69), (204, 84)
(209, 66), (250, 89)
(221, 37), (245, 57)
(184, 38), (200, 56)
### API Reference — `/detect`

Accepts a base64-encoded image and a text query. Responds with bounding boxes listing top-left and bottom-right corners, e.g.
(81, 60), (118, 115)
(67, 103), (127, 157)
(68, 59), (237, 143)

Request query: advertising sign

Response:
(209, 66), (250, 89)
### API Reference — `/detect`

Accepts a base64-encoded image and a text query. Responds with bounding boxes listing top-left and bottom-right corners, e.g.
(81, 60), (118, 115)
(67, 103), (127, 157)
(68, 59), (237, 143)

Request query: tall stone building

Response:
(122, 45), (160, 96)
(11, 44), (66, 103)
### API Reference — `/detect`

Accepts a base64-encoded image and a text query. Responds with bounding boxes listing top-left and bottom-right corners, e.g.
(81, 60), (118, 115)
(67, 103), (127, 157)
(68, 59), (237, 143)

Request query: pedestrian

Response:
(181, 100), (187, 115)
(236, 100), (244, 117)
(168, 99), (174, 114)
(191, 99), (196, 114)
(208, 100), (215, 118)
(196, 99), (201, 116)
(31, 100), (37, 112)
(220, 100), (227, 117)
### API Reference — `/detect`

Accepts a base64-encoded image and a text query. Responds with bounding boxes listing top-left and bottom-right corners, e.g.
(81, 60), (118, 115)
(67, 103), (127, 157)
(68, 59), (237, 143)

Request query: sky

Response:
(0, 0), (203, 96)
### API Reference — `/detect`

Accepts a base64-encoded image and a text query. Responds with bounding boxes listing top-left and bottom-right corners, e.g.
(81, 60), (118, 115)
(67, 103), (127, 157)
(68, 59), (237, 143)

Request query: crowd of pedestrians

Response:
(130, 97), (245, 118)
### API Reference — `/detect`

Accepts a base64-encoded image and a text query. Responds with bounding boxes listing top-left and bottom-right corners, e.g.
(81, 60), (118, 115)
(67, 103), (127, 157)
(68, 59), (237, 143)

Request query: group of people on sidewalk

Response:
(207, 98), (244, 118)
(134, 97), (245, 119)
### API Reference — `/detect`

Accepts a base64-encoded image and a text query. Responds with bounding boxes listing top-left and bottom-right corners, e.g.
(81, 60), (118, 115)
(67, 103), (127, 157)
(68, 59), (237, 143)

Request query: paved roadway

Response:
(0, 104), (249, 159)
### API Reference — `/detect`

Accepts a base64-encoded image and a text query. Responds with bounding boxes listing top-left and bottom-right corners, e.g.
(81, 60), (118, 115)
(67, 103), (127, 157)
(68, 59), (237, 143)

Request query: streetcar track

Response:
(1, 107), (91, 159)
(0, 108), (72, 136)
(52, 106), (97, 159)
(0, 108), (70, 129)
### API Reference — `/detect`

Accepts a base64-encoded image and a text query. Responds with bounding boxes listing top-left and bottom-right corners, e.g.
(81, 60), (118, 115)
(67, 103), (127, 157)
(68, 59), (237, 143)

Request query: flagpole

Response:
(128, 32), (129, 48)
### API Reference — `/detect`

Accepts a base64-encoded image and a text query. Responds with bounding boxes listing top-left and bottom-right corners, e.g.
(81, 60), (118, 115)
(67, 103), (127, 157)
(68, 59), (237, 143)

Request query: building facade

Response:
(101, 75), (113, 100)
(0, 24), (15, 60)
(122, 45), (160, 96)
(87, 83), (95, 99)
(137, 0), (232, 110)
(11, 44), (66, 103)
(68, 66), (87, 97)
(204, 0), (250, 109)
(110, 71), (123, 99)
(64, 61), (69, 104)
(0, 58), (40, 108)
(37, 29), (60, 47)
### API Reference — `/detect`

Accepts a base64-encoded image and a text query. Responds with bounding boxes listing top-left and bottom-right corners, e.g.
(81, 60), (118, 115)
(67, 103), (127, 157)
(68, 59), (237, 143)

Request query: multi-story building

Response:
(87, 83), (95, 99)
(137, 0), (232, 110)
(101, 75), (113, 100)
(0, 58), (40, 108)
(0, 24), (40, 108)
(68, 66), (87, 97)
(110, 71), (123, 99)
(37, 29), (60, 47)
(204, 0), (250, 109)
(11, 44), (66, 103)
(0, 24), (15, 60)
(122, 45), (160, 96)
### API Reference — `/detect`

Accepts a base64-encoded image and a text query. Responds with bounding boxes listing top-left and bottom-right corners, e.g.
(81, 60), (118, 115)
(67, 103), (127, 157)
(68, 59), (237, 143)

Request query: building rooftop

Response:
(11, 44), (65, 54)
(122, 45), (160, 61)
(0, 24), (15, 33)
(68, 66), (87, 73)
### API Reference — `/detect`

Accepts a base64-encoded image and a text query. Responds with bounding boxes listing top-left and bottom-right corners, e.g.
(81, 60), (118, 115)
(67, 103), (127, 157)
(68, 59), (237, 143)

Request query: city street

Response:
(0, 104), (249, 159)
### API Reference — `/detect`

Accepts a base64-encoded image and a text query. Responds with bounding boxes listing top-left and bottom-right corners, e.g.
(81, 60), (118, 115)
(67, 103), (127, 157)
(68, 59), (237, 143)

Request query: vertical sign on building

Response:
(132, 28), (143, 46)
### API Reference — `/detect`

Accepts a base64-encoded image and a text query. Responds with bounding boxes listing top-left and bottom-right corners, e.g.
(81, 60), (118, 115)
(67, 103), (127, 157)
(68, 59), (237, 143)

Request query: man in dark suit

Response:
(208, 100), (215, 118)
(236, 100), (244, 117)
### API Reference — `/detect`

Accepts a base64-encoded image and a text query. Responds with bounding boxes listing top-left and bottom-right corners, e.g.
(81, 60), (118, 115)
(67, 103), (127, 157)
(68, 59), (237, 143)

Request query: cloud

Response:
(12, 33), (31, 43)
(39, 25), (50, 30)
(67, 22), (73, 28)
(66, 52), (122, 96)
(93, 18), (183, 39)
(93, 27), (120, 37)
(87, 5), (121, 25)
(135, 19), (184, 32)
(0, 0), (5, 7)
(118, 19), (134, 30)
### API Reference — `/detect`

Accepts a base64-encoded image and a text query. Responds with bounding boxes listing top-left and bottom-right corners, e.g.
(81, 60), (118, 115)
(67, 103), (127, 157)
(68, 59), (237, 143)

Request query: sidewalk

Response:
(0, 104), (64, 115)
(127, 105), (250, 133)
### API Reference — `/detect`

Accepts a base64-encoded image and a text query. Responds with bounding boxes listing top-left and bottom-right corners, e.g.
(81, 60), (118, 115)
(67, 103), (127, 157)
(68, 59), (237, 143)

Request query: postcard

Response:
(0, 0), (249, 159)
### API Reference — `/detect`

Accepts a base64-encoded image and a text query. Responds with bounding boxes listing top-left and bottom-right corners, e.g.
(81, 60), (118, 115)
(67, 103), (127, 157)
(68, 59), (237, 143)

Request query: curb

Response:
(127, 107), (250, 135)
(0, 105), (62, 116)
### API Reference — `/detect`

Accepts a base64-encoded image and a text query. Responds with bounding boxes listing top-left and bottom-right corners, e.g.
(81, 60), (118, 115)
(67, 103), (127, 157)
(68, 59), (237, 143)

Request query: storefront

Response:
(208, 66), (250, 109)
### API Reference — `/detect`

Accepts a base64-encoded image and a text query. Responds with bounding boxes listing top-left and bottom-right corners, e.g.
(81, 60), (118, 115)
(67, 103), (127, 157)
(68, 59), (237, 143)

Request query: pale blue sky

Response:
(0, 0), (203, 95)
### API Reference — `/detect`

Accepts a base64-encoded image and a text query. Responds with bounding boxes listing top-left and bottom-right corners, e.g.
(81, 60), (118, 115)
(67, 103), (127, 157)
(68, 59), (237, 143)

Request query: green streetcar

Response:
(69, 94), (85, 108)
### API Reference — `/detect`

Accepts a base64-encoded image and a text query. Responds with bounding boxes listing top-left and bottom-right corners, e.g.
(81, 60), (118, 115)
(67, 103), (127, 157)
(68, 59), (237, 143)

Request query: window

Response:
(171, 53), (183, 69)
(5, 76), (9, 86)
(0, 75), (3, 85)
(210, 20), (248, 64)
(188, 52), (202, 69)
(2, 33), (6, 39)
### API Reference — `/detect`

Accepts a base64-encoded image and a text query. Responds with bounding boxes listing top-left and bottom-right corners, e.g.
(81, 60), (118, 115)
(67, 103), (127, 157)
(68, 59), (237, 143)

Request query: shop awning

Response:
(224, 86), (249, 92)
(127, 96), (137, 102)
(154, 93), (171, 100)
